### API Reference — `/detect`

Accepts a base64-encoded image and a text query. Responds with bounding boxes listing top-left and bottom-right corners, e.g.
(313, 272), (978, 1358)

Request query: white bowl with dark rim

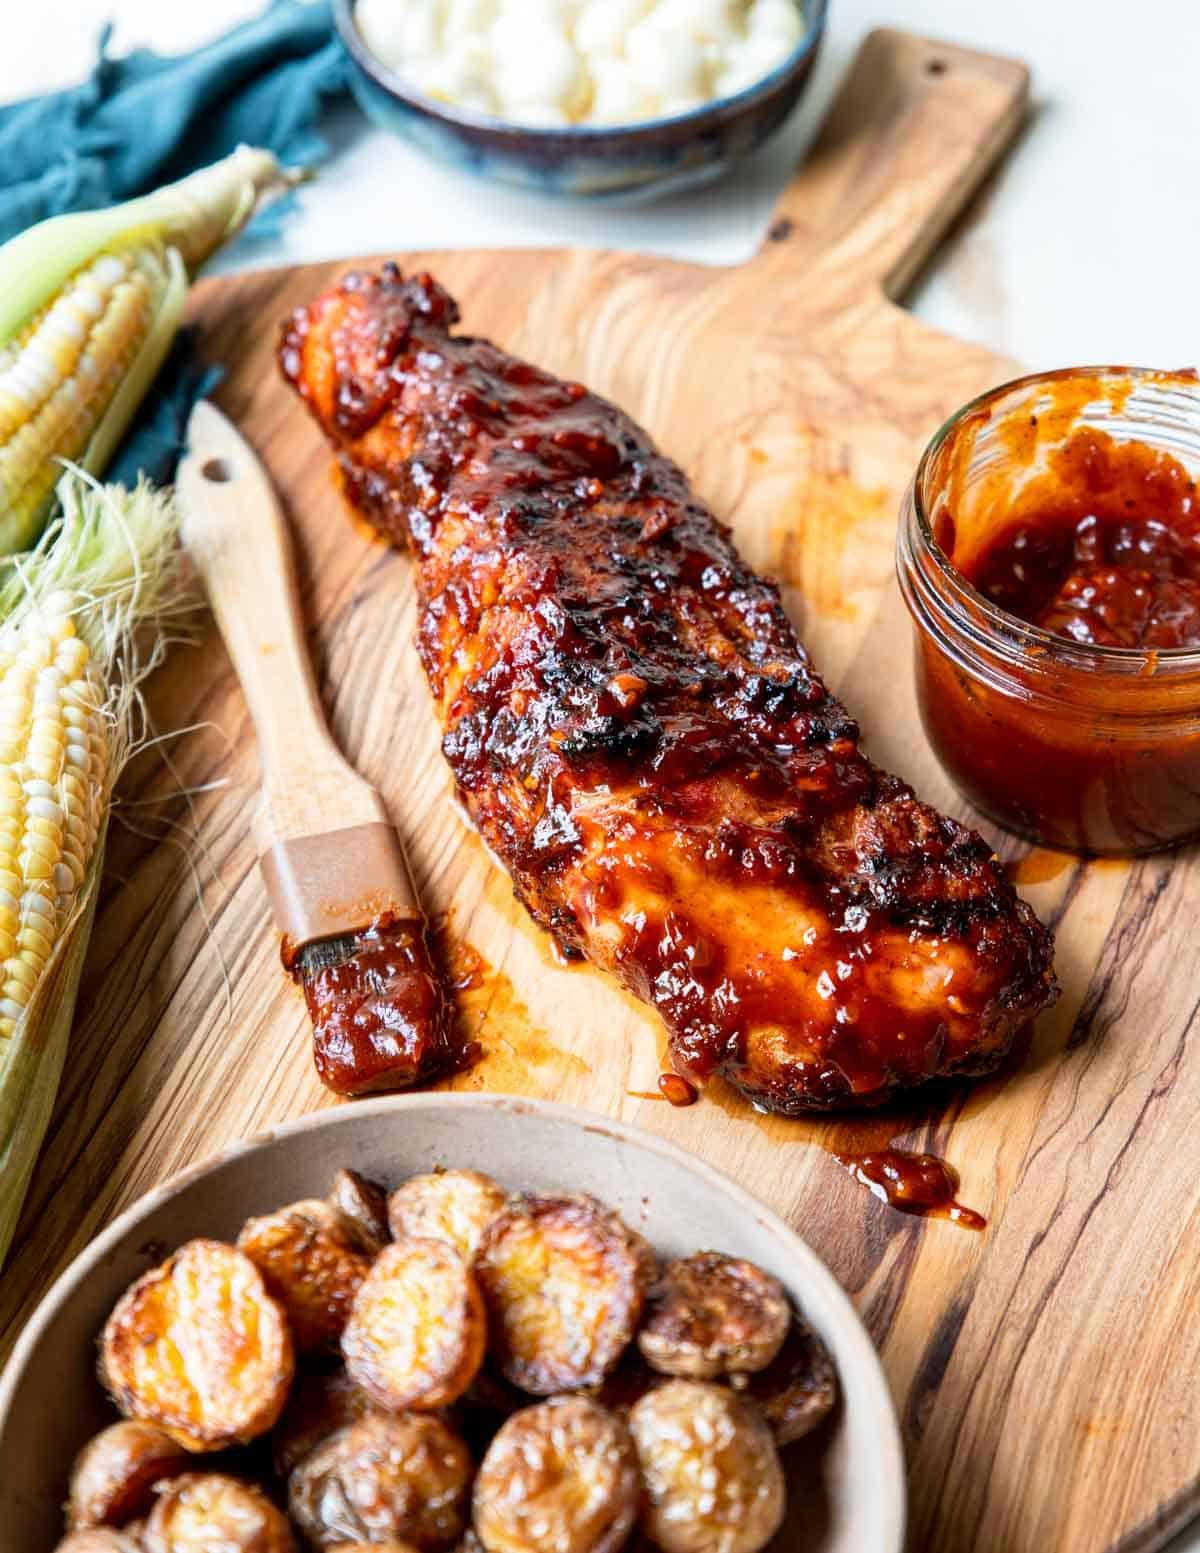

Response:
(0, 1094), (905, 1552)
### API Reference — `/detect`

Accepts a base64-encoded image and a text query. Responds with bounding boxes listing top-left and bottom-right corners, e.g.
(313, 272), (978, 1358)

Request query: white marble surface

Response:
(5, 2), (1200, 1548)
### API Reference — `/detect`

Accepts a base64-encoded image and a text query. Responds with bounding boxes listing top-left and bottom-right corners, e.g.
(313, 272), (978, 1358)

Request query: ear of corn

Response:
(0, 147), (290, 555)
(0, 473), (186, 1265)
(0, 146), (287, 353)
(0, 247), (188, 554)
(0, 591), (109, 1036)
(0, 147), (296, 1261)
(0, 827), (103, 1271)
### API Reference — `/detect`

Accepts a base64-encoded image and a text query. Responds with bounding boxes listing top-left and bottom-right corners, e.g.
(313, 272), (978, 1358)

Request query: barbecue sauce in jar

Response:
(967, 429), (1200, 650)
(899, 368), (1200, 854)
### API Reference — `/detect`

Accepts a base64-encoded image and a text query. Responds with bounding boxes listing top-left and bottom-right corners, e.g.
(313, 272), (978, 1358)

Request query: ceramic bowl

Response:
(333, 0), (828, 200)
(0, 1094), (904, 1552)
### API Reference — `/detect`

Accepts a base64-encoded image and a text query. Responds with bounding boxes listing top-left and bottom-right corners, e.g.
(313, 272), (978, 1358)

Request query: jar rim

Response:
(911, 363), (1200, 677)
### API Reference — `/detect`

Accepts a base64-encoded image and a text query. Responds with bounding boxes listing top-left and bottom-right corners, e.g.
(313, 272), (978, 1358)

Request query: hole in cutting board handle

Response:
(201, 457), (233, 483)
(925, 57), (948, 75)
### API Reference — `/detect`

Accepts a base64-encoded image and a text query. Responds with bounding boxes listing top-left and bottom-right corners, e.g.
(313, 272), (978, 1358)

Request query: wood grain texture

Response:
(2, 27), (1196, 1553)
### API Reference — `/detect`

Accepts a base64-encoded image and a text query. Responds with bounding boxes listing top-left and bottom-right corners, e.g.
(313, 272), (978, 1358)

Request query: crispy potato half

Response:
(342, 1239), (486, 1411)
(387, 1171), (506, 1262)
(474, 1195), (653, 1394)
(287, 1412), (472, 1549)
(737, 1314), (838, 1447)
(238, 1200), (376, 1353)
(629, 1380), (785, 1553)
(100, 1239), (294, 1452)
(143, 1473), (297, 1552)
(329, 1170), (390, 1250)
(68, 1420), (192, 1529)
(54, 1533), (144, 1553)
(638, 1251), (790, 1380)
(272, 1367), (378, 1479)
(473, 1396), (640, 1553)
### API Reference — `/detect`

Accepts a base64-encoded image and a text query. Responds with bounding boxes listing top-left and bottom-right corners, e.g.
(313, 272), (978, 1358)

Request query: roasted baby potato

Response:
(638, 1251), (789, 1380)
(629, 1380), (785, 1553)
(143, 1473), (297, 1552)
(342, 1238), (486, 1411)
(272, 1366), (378, 1478)
(238, 1199), (376, 1353)
(474, 1194), (654, 1394)
(738, 1314), (838, 1446)
(387, 1170), (506, 1261)
(54, 1533), (144, 1553)
(101, 1239), (294, 1452)
(473, 1396), (640, 1553)
(329, 1170), (390, 1249)
(68, 1420), (192, 1528)
(287, 1412), (472, 1548)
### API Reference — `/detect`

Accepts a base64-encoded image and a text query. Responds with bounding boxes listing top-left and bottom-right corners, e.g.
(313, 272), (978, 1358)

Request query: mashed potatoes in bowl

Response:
(355, 0), (806, 128)
(334, 0), (825, 197)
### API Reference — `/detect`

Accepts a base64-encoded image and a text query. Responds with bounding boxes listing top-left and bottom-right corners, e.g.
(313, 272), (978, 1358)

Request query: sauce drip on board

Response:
(835, 1148), (985, 1229)
(658, 1072), (699, 1106)
(962, 427), (1200, 649)
(286, 915), (455, 1095)
(633, 1069), (988, 1228)
(1005, 848), (1073, 887)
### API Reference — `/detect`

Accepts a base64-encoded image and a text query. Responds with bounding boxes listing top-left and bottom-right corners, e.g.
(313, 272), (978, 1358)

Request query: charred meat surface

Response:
(279, 267), (1058, 1112)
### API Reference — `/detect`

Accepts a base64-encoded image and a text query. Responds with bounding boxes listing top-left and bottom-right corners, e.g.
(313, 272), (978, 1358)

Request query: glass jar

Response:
(896, 366), (1200, 855)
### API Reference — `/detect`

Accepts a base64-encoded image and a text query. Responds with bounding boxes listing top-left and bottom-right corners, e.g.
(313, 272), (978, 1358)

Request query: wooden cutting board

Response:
(3, 27), (1197, 1553)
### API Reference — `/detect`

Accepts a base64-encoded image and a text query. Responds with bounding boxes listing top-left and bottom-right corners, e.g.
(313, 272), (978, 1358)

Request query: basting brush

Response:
(177, 401), (453, 1094)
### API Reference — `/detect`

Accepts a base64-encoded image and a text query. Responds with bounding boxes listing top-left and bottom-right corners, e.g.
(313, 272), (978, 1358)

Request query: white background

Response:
(5, 3), (1200, 1547)
(6, 0), (1200, 370)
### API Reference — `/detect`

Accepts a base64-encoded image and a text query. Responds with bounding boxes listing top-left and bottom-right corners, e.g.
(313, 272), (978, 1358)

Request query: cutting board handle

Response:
(758, 27), (1029, 300)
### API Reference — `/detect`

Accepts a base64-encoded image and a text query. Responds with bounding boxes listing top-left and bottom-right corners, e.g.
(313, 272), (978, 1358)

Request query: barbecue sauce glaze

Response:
(280, 266), (1056, 1112)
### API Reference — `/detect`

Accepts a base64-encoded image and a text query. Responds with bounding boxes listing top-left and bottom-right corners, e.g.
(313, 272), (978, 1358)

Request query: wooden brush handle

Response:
(178, 401), (388, 854)
(758, 27), (1029, 300)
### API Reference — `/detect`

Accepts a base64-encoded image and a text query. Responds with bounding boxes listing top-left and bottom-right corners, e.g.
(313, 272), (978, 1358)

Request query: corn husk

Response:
(0, 827), (104, 1264)
(0, 146), (288, 349)
(0, 474), (186, 1264)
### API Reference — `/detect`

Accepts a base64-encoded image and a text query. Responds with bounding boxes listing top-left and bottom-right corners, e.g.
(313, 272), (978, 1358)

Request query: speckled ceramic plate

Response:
(0, 1094), (904, 1551)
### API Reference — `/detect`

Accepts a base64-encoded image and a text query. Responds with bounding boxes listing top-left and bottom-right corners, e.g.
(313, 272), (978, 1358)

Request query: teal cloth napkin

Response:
(0, 0), (349, 484)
